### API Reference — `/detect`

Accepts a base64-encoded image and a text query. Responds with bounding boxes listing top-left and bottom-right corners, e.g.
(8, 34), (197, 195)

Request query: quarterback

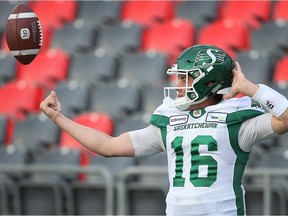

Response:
(40, 44), (288, 215)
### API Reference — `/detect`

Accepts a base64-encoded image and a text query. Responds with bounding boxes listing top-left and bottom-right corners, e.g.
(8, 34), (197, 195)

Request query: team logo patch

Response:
(206, 112), (227, 123)
(169, 115), (189, 126)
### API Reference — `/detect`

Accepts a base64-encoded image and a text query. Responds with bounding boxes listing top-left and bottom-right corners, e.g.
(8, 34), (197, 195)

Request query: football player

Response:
(40, 44), (288, 215)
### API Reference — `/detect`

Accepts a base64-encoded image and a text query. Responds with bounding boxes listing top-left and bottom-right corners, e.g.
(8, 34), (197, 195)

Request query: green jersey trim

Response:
(150, 114), (169, 149)
(226, 109), (264, 215)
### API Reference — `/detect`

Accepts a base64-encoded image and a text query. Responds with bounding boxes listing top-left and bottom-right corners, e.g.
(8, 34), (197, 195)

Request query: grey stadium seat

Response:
(0, 52), (16, 86)
(68, 52), (118, 87)
(176, 0), (219, 29)
(95, 21), (143, 57)
(52, 20), (96, 55)
(236, 50), (275, 85)
(119, 51), (168, 89)
(54, 80), (90, 117)
(12, 113), (60, 154)
(16, 148), (81, 215)
(251, 20), (288, 58)
(89, 81), (142, 120)
(77, 1), (122, 30)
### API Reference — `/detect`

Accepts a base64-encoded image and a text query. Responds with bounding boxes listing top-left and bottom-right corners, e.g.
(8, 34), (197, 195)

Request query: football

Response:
(5, 3), (43, 65)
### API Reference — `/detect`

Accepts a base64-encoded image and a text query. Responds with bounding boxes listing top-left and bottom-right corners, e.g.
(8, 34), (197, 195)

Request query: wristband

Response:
(252, 84), (288, 118)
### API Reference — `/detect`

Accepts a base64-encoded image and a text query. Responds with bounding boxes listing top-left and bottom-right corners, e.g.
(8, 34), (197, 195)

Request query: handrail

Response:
(1, 165), (288, 215)
(0, 164), (114, 215)
(117, 166), (288, 215)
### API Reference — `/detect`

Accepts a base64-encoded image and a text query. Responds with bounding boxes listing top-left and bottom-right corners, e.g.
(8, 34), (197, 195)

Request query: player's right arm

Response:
(40, 91), (135, 157)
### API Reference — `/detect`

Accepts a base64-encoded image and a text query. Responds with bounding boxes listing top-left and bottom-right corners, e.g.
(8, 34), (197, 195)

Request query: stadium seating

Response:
(176, 0), (219, 29)
(235, 50), (274, 85)
(12, 113), (60, 155)
(0, 80), (44, 119)
(142, 18), (195, 66)
(0, 116), (7, 146)
(250, 20), (288, 57)
(89, 81), (142, 120)
(30, 0), (78, 30)
(0, 146), (28, 214)
(0, 0), (288, 214)
(142, 83), (170, 115)
(59, 111), (114, 155)
(117, 152), (168, 215)
(68, 51), (118, 87)
(15, 148), (81, 215)
(0, 1), (19, 32)
(121, 1), (175, 28)
(77, 1), (123, 30)
(273, 55), (288, 85)
(16, 48), (70, 89)
(119, 51), (168, 89)
(219, 0), (272, 29)
(95, 20), (143, 57)
(0, 51), (16, 86)
(113, 112), (150, 137)
(72, 155), (136, 215)
(197, 19), (250, 58)
(53, 80), (90, 117)
(272, 0), (288, 21)
(51, 21), (96, 55)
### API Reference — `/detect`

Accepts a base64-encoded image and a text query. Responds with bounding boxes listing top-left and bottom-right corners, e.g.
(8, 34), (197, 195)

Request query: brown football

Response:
(5, 3), (43, 65)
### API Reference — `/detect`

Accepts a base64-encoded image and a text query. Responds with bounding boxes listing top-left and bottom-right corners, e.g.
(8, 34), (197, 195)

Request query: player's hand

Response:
(40, 91), (62, 121)
(223, 61), (258, 99)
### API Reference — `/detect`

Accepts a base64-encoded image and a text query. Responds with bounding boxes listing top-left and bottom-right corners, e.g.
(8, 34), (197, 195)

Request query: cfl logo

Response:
(20, 28), (30, 40)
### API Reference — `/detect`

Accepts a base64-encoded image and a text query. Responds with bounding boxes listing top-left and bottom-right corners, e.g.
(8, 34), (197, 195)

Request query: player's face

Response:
(177, 74), (193, 98)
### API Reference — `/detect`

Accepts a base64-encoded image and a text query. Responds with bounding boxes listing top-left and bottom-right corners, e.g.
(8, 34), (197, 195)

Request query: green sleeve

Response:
(226, 109), (264, 163)
(150, 114), (169, 149)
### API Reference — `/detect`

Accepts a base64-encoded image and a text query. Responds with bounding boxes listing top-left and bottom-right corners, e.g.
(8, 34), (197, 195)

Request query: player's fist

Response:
(40, 91), (62, 121)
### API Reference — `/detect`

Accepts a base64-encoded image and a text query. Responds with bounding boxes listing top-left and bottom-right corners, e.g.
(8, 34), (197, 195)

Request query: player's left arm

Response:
(224, 61), (288, 135)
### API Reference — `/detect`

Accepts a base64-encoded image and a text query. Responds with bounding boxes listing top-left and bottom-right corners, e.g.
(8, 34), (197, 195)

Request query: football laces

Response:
(37, 20), (43, 46)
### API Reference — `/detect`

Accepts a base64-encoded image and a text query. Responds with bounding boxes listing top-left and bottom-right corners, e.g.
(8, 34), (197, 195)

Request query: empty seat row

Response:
(0, 145), (168, 215)
(2, 144), (288, 215)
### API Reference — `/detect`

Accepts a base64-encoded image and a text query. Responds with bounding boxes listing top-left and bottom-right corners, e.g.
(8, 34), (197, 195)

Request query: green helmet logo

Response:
(164, 44), (235, 111)
(194, 49), (225, 67)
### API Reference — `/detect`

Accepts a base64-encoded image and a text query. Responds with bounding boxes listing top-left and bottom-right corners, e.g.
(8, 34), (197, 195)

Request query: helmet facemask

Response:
(164, 65), (208, 111)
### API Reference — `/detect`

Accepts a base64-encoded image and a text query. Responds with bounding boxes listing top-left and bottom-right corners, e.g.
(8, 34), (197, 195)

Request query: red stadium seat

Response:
(272, 0), (288, 21)
(60, 112), (114, 155)
(197, 19), (250, 58)
(219, 0), (271, 29)
(142, 18), (195, 66)
(30, 0), (78, 30)
(121, 0), (175, 28)
(16, 48), (70, 89)
(0, 80), (44, 119)
(273, 56), (288, 85)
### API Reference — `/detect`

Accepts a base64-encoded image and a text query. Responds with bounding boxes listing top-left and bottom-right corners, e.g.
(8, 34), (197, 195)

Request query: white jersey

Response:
(134, 96), (266, 215)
